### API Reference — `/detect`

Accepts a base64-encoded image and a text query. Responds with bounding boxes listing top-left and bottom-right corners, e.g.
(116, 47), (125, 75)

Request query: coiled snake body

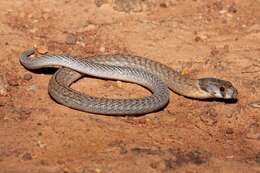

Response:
(20, 48), (237, 115)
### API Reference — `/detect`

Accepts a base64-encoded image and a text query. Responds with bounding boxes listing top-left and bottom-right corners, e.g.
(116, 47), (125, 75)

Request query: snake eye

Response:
(220, 86), (225, 92)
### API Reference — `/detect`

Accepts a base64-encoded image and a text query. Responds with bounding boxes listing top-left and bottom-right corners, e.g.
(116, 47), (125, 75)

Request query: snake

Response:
(20, 48), (238, 115)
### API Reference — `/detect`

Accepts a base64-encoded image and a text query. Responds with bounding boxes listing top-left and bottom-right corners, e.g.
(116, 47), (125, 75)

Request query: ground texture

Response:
(0, 0), (260, 172)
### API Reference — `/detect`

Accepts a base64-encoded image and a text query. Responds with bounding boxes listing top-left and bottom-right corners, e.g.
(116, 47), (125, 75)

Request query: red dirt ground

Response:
(0, 0), (259, 172)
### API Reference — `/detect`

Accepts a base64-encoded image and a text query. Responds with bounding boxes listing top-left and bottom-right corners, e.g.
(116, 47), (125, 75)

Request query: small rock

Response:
(23, 73), (32, 81)
(36, 46), (48, 54)
(22, 153), (32, 161)
(65, 34), (77, 45)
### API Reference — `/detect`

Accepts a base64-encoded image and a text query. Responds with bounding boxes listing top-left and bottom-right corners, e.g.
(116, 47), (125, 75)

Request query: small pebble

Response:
(36, 46), (48, 54)
(23, 73), (32, 81)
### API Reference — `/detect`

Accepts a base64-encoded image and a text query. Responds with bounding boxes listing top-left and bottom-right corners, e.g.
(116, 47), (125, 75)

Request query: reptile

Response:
(20, 48), (237, 115)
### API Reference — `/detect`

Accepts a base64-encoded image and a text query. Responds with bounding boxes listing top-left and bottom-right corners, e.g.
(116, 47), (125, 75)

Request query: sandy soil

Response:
(0, 0), (259, 172)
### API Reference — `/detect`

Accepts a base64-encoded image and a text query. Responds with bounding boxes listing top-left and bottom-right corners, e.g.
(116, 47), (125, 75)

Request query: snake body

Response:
(20, 48), (238, 115)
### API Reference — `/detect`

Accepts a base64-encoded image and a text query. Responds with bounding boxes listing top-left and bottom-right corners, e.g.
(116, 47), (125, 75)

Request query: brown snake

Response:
(20, 48), (237, 115)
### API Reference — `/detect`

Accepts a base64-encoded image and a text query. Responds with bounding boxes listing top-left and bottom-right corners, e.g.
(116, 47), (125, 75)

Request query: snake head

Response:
(198, 78), (238, 99)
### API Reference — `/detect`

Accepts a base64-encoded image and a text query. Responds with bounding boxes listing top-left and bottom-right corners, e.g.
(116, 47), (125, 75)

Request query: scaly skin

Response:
(20, 48), (238, 115)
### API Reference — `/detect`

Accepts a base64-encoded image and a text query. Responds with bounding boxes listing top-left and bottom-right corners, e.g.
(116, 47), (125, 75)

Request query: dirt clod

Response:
(23, 73), (32, 81)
